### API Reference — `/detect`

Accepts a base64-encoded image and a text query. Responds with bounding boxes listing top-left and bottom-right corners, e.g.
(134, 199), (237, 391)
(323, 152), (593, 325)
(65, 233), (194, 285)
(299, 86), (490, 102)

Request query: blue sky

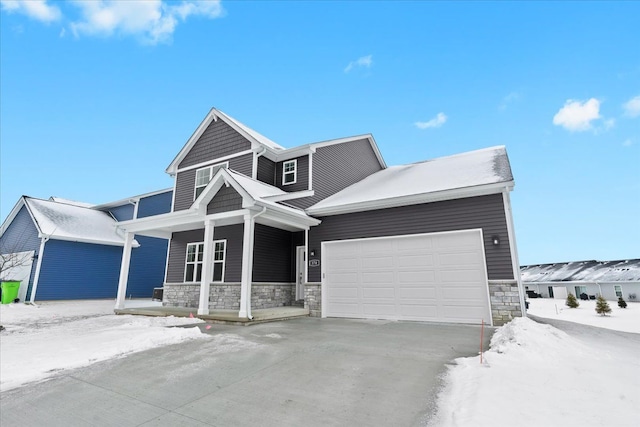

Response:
(1, 0), (638, 265)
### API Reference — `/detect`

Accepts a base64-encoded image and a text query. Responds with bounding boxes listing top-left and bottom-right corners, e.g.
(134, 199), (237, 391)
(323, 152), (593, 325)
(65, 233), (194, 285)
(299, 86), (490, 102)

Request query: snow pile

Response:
(527, 298), (639, 334)
(0, 301), (208, 391)
(430, 317), (640, 426)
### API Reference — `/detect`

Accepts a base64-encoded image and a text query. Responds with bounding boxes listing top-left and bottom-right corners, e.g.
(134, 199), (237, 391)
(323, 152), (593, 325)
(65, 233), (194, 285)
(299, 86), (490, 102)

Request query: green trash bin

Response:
(1, 281), (21, 304)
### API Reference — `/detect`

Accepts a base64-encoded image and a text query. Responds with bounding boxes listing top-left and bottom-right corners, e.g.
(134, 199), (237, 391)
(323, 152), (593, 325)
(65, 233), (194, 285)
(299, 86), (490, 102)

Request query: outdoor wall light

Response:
(310, 249), (316, 257)
(492, 235), (500, 246)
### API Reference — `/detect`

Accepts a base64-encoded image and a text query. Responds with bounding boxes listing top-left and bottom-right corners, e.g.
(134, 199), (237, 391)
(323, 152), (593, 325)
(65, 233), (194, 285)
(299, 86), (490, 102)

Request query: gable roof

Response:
(307, 146), (514, 216)
(521, 259), (640, 283)
(1, 197), (136, 247)
(166, 108), (285, 175)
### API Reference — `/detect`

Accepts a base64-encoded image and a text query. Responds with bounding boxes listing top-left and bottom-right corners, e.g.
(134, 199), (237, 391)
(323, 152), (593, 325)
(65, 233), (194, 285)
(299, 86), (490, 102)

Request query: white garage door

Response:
(322, 230), (491, 325)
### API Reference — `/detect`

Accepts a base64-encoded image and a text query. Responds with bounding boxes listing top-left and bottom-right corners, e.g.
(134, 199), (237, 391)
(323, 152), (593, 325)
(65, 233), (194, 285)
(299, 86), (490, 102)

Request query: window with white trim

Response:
(282, 159), (297, 185)
(184, 240), (226, 282)
(212, 240), (226, 282)
(194, 162), (229, 200)
(614, 285), (623, 298)
(185, 242), (204, 282)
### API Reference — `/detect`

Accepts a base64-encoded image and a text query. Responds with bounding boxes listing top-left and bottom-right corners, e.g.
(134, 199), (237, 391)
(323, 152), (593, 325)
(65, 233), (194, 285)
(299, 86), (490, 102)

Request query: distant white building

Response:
(521, 259), (640, 302)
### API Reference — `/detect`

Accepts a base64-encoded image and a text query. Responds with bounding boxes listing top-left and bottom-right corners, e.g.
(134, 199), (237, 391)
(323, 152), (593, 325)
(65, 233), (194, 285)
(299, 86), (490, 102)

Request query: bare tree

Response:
(0, 250), (34, 280)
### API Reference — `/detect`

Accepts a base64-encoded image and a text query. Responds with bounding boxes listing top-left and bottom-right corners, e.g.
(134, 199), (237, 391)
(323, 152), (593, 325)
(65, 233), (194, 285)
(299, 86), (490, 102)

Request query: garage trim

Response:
(320, 229), (493, 325)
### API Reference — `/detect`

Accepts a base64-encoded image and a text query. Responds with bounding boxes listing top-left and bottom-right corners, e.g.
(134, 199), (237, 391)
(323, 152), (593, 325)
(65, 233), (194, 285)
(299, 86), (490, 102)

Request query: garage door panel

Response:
(398, 254), (435, 268)
(361, 239), (393, 253)
(439, 269), (485, 283)
(361, 256), (394, 269)
(399, 304), (439, 318)
(396, 236), (434, 251)
(397, 270), (436, 284)
(362, 286), (395, 299)
(439, 251), (482, 266)
(363, 303), (397, 316)
(399, 286), (438, 300)
(323, 230), (491, 325)
(441, 287), (488, 300)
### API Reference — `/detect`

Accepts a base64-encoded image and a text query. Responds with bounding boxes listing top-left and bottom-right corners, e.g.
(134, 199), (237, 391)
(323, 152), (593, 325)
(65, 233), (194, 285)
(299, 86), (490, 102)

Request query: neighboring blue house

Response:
(0, 189), (172, 302)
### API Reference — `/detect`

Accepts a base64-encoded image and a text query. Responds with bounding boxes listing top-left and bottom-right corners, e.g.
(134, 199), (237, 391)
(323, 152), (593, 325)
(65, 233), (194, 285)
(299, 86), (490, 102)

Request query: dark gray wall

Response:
(257, 156), (275, 185)
(289, 139), (383, 209)
(275, 155), (309, 192)
(207, 186), (243, 214)
(253, 224), (294, 282)
(179, 119), (251, 169)
(308, 194), (513, 282)
(174, 153), (253, 211)
(166, 225), (244, 283)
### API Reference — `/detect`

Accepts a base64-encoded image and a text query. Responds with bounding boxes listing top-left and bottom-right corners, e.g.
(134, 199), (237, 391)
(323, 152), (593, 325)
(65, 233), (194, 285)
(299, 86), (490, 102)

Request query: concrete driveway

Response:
(0, 317), (491, 427)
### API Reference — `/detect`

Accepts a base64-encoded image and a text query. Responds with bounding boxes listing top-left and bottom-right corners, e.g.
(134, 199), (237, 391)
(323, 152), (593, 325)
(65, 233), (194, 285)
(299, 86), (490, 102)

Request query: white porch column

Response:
(198, 219), (215, 315)
(239, 213), (256, 319)
(115, 232), (134, 310)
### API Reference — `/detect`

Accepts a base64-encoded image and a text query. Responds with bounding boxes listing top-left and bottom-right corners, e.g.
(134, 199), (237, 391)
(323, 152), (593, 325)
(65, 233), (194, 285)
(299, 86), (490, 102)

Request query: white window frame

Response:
(614, 285), (623, 298)
(212, 239), (226, 282)
(184, 240), (226, 283)
(282, 159), (297, 185)
(194, 161), (229, 200)
(184, 242), (204, 283)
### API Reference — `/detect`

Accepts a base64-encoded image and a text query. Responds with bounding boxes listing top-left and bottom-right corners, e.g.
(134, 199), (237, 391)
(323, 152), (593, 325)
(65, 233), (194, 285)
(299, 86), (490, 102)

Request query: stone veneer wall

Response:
(163, 283), (295, 310)
(304, 283), (322, 317)
(488, 280), (523, 326)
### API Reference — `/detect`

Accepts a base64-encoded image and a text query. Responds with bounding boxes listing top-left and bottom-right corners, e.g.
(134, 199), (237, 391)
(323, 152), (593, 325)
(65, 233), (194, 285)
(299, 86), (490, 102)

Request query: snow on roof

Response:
(49, 197), (95, 208)
(227, 170), (287, 199)
(308, 146), (513, 214)
(26, 198), (132, 247)
(214, 109), (285, 151)
(521, 259), (640, 283)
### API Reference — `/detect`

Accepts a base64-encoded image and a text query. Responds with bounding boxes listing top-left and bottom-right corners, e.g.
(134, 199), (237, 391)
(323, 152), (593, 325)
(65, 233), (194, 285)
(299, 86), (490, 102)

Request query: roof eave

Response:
(307, 181), (514, 217)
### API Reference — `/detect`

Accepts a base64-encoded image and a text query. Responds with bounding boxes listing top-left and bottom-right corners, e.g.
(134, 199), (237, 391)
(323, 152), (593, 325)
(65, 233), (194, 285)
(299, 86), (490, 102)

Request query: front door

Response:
(296, 246), (305, 300)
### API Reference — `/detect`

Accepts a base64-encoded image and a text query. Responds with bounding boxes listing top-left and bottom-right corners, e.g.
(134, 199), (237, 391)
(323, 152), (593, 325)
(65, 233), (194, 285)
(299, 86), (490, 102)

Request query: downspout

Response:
(29, 236), (50, 304)
(129, 199), (140, 220)
(246, 206), (267, 320)
(253, 147), (267, 180)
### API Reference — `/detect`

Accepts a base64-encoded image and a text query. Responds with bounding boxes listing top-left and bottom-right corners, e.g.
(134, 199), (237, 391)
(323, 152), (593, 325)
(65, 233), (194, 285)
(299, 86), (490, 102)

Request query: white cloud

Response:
(622, 95), (640, 117)
(0, 0), (61, 23)
(499, 91), (520, 110)
(415, 113), (447, 129)
(69, 0), (223, 44)
(1, 0), (223, 44)
(622, 139), (634, 147)
(344, 55), (372, 73)
(552, 98), (602, 132)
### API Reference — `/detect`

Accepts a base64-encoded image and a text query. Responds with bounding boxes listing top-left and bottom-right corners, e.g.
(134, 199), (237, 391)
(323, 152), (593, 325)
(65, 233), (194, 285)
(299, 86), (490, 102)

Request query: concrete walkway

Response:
(115, 305), (309, 325)
(0, 318), (492, 427)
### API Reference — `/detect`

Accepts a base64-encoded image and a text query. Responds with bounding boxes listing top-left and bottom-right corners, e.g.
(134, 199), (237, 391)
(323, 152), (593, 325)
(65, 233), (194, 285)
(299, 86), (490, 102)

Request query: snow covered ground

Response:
(0, 300), (209, 392)
(430, 299), (640, 426)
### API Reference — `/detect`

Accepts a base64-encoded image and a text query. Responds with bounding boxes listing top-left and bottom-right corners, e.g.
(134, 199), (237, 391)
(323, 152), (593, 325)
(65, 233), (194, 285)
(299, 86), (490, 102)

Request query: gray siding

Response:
(166, 225), (244, 283)
(252, 225), (296, 283)
(207, 186), (243, 214)
(257, 156), (275, 185)
(173, 153), (254, 211)
(275, 155), (309, 192)
(289, 139), (383, 209)
(229, 153), (253, 177)
(308, 194), (513, 282)
(179, 119), (252, 169)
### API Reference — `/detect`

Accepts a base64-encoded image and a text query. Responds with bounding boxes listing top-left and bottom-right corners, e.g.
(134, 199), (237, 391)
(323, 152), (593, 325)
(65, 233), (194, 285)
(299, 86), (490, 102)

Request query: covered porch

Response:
(114, 169), (320, 320)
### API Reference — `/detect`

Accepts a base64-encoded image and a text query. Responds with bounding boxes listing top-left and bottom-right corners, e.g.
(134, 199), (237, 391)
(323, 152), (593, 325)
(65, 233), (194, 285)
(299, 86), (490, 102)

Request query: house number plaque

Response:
(308, 259), (320, 267)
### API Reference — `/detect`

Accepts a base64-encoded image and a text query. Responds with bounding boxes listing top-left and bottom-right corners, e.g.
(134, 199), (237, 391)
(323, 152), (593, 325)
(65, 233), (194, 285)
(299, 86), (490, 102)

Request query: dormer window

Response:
(194, 162), (228, 200)
(282, 159), (297, 185)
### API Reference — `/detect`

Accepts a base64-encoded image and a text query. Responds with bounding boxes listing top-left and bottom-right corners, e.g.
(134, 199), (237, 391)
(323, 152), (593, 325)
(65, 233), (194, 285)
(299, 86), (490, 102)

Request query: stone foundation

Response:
(163, 282), (295, 310)
(488, 280), (523, 326)
(304, 283), (322, 317)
